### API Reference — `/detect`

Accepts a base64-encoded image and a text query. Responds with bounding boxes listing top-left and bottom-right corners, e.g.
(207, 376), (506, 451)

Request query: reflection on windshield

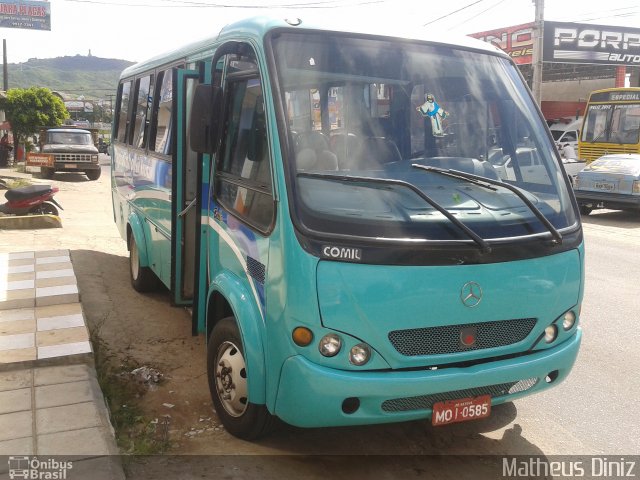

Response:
(272, 32), (576, 243)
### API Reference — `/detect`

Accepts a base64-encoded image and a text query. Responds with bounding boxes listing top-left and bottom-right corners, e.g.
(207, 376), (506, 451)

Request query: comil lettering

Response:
(322, 246), (362, 261)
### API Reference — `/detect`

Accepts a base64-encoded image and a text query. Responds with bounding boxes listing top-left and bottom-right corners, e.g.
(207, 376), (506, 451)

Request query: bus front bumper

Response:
(273, 329), (581, 428)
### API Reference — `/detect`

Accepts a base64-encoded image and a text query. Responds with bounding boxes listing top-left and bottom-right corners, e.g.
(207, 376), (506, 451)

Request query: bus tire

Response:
(128, 235), (158, 292)
(207, 316), (275, 440)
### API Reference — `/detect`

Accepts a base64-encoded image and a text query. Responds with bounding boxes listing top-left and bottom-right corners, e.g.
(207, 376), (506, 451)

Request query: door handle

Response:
(178, 198), (197, 217)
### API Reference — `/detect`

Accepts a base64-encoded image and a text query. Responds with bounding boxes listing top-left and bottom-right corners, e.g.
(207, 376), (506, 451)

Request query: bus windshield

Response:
(581, 103), (640, 144)
(271, 32), (576, 243)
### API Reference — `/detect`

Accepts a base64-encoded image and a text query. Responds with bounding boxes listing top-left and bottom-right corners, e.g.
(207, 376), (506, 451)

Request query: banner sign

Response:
(26, 153), (54, 167)
(469, 23), (534, 65)
(543, 21), (640, 66)
(589, 90), (640, 102)
(0, 0), (50, 31)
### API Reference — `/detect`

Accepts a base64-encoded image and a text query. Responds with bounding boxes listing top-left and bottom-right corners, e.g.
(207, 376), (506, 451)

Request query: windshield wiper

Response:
(412, 164), (562, 245)
(297, 172), (492, 253)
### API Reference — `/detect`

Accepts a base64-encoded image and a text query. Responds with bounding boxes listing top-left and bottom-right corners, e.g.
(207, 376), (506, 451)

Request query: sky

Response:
(2, 0), (640, 64)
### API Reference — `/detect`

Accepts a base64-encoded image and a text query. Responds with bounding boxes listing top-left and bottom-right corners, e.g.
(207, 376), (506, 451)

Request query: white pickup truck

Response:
(39, 127), (101, 181)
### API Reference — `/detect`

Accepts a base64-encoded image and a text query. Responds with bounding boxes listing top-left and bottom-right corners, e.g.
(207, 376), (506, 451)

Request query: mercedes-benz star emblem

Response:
(460, 281), (483, 308)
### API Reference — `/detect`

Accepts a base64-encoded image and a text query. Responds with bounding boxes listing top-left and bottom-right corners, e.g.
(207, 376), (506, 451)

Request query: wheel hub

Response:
(215, 341), (248, 417)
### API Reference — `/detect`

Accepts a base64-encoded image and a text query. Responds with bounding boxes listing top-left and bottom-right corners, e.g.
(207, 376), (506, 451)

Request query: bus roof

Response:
(120, 15), (505, 79)
(588, 86), (640, 96)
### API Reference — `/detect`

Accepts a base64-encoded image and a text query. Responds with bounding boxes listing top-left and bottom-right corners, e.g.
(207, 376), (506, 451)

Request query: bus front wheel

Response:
(207, 316), (275, 440)
(128, 236), (158, 292)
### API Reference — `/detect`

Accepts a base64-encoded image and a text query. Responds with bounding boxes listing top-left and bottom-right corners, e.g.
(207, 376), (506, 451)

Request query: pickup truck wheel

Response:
(86, 169), (102, 181)
(40, 167), (54, 179)
(129, 235), (159, 292)
(579, 205), (593, 216)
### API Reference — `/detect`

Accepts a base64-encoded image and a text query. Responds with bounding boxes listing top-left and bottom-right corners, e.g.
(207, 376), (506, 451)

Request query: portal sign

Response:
(543, 21), (640, 66)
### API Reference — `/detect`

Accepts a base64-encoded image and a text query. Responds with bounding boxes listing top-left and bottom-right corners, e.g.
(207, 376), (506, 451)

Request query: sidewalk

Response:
(0, 250), (125, 479)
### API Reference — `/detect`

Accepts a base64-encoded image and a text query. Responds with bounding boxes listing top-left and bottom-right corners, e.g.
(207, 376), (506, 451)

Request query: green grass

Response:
(1, 178), (32, 188)
(89, 320), (171, 455)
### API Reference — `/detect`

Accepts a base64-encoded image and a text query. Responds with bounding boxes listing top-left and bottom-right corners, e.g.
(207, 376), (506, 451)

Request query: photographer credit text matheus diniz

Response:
(502, 457), (638, 478)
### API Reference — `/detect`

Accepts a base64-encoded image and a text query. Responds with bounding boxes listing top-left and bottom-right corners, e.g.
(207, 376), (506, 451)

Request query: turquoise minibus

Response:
(111, 16), (584, 440)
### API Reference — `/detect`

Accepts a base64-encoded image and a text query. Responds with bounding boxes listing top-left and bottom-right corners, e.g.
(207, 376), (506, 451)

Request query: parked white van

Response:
(550, 118), (582, 155)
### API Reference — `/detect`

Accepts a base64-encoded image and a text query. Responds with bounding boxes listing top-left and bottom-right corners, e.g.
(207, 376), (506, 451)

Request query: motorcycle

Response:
(98, 141), (110, 155)
(0, 180), (63, 216)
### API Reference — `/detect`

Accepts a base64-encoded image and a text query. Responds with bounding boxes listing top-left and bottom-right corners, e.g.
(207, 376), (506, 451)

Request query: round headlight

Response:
(319, 334), (342, 357)
(563, 311), (576, 330)
(349, 343), (371, 366)
(544, 324), (558, 343)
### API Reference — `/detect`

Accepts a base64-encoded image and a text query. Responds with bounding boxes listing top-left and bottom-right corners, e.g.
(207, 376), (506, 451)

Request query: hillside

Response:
(6, 55), (134, 100)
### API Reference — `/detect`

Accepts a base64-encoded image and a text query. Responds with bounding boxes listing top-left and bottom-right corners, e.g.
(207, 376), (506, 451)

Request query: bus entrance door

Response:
(172, 68), (200, 306)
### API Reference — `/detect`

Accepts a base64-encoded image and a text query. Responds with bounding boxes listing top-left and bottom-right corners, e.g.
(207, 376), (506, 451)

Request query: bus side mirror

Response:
(190, 84), (221, 154)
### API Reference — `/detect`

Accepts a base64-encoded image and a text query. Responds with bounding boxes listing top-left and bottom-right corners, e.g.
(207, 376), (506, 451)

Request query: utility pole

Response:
(531, 0), (544, 106)
(3, 39), (8, 92)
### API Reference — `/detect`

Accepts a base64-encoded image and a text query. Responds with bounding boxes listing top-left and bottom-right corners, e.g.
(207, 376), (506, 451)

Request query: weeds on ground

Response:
(90, 318), (171, 455)
(0, 178), (31, 189)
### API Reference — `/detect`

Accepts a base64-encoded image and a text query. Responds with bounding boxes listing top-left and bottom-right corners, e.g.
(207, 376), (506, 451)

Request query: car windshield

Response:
(47, 132), (93, 145)
(271, 32), (576, 243)
(551, 130), (564, 141)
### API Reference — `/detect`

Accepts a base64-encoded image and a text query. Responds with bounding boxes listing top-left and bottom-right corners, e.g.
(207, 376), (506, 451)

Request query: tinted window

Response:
(132, 75), (153, 148)
(116, 80), (132, 143)
(217, 71), (273, 231)
(151, 69), (173, 155)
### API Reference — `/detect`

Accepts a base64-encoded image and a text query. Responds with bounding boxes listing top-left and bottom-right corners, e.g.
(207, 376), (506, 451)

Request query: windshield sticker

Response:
(417, 93), (449, 137)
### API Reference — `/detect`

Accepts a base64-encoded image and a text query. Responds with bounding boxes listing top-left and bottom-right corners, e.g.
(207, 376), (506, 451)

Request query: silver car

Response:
(574, 154), (640, 215)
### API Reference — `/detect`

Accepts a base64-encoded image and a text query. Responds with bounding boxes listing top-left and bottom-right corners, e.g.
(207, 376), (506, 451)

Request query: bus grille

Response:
(53, 153), (96, 163)
(381, 378), (538, 412)
(388, 318), (536, 356)
(579, 144), (638, 162)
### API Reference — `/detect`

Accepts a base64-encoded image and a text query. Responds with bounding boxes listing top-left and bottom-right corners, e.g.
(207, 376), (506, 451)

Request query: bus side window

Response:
(131, 74), (153, 149)
(115, 80), (132, 143)
(216, 75), (274, 232)
(149, 68), (175, 155)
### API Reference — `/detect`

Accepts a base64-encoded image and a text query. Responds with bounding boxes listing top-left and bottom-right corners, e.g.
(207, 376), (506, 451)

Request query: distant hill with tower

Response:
(6, 54), (134, 100)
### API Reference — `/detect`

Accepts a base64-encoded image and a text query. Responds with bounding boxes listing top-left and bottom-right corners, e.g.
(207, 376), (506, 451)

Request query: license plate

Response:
(65, 164), (77, 169)
(594, 181), (614, 191)
(432, 394), (491, 426)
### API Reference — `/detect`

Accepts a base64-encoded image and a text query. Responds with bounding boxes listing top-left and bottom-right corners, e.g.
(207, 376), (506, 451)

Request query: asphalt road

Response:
(1, 159), (638, 478)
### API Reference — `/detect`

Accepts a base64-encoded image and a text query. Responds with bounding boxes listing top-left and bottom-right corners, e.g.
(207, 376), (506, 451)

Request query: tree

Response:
(0, 87), (69, 152)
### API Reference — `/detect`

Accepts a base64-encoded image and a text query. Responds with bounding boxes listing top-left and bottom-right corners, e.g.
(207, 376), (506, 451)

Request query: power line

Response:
(423, 0), (485, 27)
(571, 10), (640, 23)
(61, 0), (382, 7)
(456, 0), (509, 28)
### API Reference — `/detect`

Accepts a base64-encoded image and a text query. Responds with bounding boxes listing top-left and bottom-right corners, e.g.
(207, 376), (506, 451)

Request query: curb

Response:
(0, 214), (62, 230)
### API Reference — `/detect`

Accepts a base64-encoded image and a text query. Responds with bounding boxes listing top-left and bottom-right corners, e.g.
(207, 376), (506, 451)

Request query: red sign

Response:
(26, 153), (54, 167)
(469, 23), (534, 65)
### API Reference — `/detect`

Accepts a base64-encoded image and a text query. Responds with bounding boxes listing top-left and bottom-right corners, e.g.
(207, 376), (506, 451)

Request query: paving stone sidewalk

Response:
(0, 250), (125, 479)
